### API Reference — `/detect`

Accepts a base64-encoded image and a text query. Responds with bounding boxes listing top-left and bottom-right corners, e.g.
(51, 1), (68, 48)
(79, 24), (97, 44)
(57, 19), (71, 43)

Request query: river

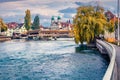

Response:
(0, 40), (108, 80)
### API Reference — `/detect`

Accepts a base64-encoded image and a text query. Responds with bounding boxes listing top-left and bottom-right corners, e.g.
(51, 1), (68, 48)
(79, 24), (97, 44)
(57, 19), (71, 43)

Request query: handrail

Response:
(96, 40), (117, 80)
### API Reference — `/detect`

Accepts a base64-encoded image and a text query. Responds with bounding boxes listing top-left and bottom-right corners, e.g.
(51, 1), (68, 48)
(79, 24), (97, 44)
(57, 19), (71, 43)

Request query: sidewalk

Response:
(113, 45), (120, 80)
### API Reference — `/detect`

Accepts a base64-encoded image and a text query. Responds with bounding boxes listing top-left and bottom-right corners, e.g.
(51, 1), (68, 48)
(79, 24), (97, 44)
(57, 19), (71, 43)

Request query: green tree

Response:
(31, 15), (40, 30)
(24, 9), (31, 30)
(0, 18), (7, 32)
(73, 6), (114, 44)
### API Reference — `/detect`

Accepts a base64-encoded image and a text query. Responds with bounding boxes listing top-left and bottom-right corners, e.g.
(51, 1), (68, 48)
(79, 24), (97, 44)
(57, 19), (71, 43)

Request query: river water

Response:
(0, 40), (108, 80)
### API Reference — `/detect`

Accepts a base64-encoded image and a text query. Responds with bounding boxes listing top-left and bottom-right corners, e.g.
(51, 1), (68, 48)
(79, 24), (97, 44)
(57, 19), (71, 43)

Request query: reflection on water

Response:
(75, 45), (87, 53)
(0, 40), (108, 80)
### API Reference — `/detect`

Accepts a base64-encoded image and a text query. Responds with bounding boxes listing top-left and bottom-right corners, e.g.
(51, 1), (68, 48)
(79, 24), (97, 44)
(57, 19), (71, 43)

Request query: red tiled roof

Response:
(60, 22), (73, 28)
(7, 22), (18, 29)
(105, 10), (115, 19)
(110, 17), (120, 22)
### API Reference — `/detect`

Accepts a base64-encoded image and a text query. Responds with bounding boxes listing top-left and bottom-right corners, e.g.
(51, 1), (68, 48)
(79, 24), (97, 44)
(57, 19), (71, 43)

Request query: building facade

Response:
(104, 10), (116, 41)
(6, 22), (27, 36)
(50, 16), (72, 30)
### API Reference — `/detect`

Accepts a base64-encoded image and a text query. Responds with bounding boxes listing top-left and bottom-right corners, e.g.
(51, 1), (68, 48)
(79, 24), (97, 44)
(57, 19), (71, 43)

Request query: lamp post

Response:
(117, 0), (120, 45)
(0, 23), (1, 35)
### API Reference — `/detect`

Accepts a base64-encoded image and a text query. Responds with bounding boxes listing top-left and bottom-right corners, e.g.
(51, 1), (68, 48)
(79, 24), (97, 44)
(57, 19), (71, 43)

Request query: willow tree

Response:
(24, 9), (31, 30)
(0, 18), (7, 32)
(73, 6), (113, 44)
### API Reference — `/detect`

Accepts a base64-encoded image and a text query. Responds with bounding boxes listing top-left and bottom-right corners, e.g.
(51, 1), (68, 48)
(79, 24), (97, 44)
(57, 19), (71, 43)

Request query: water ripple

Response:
(0, 41), (108, 80)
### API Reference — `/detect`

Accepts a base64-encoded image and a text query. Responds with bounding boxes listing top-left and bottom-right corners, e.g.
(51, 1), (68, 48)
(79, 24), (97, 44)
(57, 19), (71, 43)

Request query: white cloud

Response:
(0, 0), (116, 17)
(0, 0), (117, 26)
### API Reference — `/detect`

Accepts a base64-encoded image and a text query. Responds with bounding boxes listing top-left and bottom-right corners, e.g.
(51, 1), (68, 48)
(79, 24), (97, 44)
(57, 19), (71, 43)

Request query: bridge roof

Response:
(40, 30), (71, 33)
(27, 29), (40, 34)
(27, 29), (72, 34)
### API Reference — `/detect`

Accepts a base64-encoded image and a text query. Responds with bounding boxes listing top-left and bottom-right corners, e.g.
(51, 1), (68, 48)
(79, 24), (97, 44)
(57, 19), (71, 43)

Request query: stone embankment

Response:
(0, 36), (11, 42)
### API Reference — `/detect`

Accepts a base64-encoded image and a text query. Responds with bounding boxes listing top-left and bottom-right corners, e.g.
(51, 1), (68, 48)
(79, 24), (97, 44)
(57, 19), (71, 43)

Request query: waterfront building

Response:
(6, 22), (27, 37)
(6, 28), (14, 36)
(7, 22), (18, 29)
(14, 23), (27, 34)
(6, 22), (18, 36)
(60, 21), (72, 30)
(105, 10), (115, 21)
(104, 10), (116, 42)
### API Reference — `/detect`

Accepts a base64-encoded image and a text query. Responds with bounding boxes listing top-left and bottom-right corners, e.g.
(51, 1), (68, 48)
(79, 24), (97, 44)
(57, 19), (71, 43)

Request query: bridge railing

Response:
(39, 33), (73, 37)
(96, 40), (117, 80)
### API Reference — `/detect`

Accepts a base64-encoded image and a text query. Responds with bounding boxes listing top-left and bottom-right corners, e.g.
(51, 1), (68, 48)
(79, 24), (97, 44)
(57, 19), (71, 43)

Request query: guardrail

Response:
(96, 40), (117, 80)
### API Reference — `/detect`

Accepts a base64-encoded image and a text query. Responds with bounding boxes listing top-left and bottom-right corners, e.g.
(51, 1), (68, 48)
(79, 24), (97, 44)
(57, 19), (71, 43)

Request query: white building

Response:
(14, 23), (27, 34)
(50, 16), (72, 30)
(6, 23), (27, 36)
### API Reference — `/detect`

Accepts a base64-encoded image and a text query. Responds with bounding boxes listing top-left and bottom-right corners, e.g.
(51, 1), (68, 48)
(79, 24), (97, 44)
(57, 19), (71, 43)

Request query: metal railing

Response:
(96, 40), (117, 80)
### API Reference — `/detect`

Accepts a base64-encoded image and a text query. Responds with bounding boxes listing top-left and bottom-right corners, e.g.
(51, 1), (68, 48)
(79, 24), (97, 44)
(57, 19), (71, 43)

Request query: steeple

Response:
(51, 16), (55, 24)
(57, 16), (61, 20)
(51, 16), (54, 20)
(57, 16), (61, 24)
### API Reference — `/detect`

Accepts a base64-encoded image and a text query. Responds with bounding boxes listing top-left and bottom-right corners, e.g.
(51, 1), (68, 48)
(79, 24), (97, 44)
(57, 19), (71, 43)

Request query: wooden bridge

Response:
(27, 29), (74, 39)
(39, 30), (73, 37)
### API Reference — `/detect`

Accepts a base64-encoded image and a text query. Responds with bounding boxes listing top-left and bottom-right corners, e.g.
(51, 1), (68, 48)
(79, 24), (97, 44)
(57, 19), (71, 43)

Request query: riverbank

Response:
(0, 36), (11, 42)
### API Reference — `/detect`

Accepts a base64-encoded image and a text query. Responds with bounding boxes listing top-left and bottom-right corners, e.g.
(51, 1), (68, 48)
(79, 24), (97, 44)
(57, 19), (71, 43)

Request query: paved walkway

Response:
(113, 45), (120, 80)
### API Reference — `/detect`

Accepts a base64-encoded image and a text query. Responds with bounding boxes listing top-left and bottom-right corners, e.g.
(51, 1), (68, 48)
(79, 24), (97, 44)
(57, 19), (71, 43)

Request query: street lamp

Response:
(0, 23), (1, 35)
(117, 0), (120, 45)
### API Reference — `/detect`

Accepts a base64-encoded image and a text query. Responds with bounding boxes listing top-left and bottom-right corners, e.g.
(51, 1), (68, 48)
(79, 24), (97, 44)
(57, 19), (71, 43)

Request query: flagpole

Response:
(0, 19), (1, 35)
(117, 0), (120, 45)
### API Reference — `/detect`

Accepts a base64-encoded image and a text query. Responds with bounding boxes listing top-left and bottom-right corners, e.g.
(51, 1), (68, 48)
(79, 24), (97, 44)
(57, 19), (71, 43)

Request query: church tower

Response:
(51, 16), (55, 26)
(57, 16), (61, 29)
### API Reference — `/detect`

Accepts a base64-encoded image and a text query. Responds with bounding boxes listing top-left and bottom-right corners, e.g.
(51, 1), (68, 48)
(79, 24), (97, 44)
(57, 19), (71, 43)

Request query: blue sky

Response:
(0, 0), (117, 27)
